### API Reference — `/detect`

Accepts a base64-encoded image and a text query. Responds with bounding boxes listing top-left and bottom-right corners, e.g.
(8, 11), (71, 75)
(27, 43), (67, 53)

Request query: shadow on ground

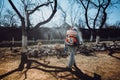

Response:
(0, 52), (101, 80)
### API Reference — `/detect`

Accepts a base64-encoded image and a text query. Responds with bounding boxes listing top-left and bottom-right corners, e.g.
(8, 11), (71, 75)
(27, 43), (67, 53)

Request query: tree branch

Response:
(80, 0), (87, 9)
(100, 0), (111, 29)
(8, 0), (23, 20)
(93, 0), (101, 29)
(84, 0), (93, 31)
(28, 1), (53, 15)
(33, 0), (57, 30)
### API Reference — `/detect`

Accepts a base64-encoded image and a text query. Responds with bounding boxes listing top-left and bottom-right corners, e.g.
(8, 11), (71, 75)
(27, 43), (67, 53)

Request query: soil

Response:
(0, 46), (120, 80)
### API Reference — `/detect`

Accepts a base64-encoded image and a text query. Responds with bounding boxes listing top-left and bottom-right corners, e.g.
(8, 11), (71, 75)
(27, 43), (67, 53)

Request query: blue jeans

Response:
(67, 46), (77, 68)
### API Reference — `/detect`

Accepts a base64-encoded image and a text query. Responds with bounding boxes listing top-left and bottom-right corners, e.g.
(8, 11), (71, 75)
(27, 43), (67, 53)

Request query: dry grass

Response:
(0, 47), (120, 80)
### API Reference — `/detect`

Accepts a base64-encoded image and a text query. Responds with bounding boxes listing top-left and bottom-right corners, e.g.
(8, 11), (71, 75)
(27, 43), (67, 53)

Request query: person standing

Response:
(65, 27), (80, 68)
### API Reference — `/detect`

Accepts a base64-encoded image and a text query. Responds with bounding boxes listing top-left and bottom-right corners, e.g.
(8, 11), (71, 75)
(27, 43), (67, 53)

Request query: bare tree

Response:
(32, 0), (57, 29)
(77, 0), (111, 43)
(3, 9), (17, 27)
(8, 0), (57, 50)
(0, 0), (4, 26)
(68, 0), (81, 26)
(57, 4), (67, 23)
(115, 21), (120, 28)
(0, 0), (4, 14)
(8, 0), (26, 50)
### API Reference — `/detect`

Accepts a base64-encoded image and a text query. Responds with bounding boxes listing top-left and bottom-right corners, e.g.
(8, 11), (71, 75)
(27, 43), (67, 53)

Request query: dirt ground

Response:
(0, 47), (120, 80)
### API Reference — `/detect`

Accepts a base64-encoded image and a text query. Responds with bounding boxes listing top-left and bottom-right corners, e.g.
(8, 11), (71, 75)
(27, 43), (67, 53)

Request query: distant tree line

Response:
(81, 28), (120, 41)
(0, 24), (120, 42)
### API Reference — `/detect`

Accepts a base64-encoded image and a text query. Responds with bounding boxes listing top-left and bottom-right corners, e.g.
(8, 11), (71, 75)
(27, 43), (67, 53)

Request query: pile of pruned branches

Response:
(26, 44), (66, 59)
(77, 41), (120, 56)
(14, 41), (120, 59)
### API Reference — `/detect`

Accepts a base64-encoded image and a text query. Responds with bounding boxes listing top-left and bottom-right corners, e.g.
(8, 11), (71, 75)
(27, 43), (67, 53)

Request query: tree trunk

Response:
(8, 0), (28, 51)
(96, 29), (101, 44)
(21, 18), (27, 50)
(22, 34), (27, 48)
(96, 35), (100, 44)
(78, 30), (83, 44)
(90, 34), (93, 42)
(90, 31), (94, 42)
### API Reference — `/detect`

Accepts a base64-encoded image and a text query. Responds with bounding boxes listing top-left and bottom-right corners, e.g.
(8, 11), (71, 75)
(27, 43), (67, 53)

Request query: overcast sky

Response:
(1, 0), (120, 27)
